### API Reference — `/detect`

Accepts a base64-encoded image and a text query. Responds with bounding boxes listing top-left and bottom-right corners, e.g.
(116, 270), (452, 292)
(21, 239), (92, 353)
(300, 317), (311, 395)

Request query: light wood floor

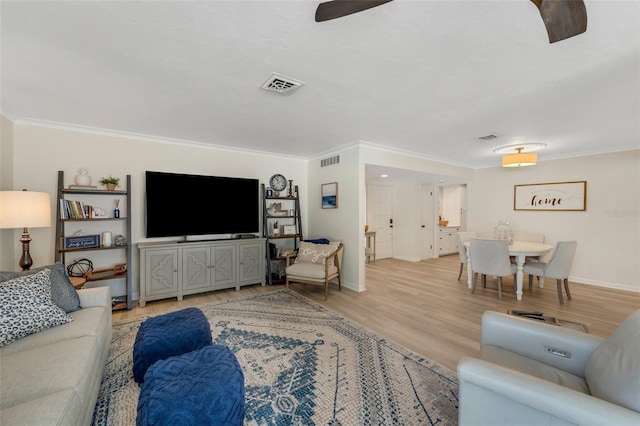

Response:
(113, 255), (640, 372)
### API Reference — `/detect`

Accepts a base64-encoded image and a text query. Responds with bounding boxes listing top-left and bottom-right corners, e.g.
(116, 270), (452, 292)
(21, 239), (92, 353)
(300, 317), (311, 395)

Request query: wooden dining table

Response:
(465, 240), (554, 301)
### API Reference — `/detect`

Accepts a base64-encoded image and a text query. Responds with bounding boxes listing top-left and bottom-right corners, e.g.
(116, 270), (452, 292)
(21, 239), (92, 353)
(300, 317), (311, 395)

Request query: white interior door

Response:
(366, 183), (393, 259)
(420, 184), (435, 259)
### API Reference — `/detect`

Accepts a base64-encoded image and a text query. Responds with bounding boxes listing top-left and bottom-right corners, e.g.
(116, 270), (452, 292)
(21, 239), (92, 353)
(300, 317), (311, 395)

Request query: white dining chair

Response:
(469, 238), (517, 300)
(455, 232), (477, 281)
(523, 241), (577, 304)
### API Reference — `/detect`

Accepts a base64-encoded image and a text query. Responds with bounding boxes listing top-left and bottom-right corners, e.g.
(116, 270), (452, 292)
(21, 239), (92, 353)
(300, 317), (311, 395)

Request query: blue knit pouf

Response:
(136, 345), (245, 426)
(133, 307), (212, 384)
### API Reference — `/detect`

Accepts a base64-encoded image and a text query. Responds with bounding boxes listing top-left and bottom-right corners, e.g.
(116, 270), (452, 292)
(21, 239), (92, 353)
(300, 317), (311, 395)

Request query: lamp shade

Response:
(0, 191), (52, 229)
(502, 152), (537, 167)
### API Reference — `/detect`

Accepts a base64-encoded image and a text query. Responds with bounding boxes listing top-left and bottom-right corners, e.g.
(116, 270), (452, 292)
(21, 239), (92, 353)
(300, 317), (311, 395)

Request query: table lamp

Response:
(0, 190), (51, 270)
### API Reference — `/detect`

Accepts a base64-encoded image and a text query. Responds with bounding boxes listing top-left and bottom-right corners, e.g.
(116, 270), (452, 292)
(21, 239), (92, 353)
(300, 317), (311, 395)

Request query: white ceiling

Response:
(2, 0), (639, 169)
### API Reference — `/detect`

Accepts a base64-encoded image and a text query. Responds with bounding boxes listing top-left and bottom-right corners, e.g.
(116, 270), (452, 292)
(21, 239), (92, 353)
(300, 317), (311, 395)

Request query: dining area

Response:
(456, 226), (578, 304)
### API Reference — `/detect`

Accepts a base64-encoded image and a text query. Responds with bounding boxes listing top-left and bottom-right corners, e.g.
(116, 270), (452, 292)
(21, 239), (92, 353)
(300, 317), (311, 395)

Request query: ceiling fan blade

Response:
(531, 0), (587, 43)
(315, 0), (393, 22)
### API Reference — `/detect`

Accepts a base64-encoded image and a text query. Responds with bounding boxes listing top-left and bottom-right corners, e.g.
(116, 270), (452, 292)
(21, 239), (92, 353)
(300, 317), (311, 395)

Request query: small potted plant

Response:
(99, 175), (120, 191)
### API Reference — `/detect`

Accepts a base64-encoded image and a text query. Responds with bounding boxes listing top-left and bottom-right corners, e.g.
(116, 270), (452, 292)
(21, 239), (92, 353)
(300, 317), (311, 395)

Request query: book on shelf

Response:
(68, 184), (98, 189)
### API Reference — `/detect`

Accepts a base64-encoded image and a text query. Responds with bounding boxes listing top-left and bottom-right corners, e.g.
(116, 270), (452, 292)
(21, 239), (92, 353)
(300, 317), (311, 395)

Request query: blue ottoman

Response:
(136, 345), (245, 426)
(133, 307), (212, 384)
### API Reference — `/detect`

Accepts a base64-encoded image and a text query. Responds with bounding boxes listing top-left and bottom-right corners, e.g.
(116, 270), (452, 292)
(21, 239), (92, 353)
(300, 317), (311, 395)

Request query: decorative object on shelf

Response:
(114, 199), (120, 218)
(364, 225), (369, 232)
(283, 225), (297, 235)
(494, 220), (513, 243)
(321, 182), (338, 209)
(61, 234), (101, 250)
(0, 190), (52, 270)
(115, 234), (127, 246)
(102, 232), (112, 247)
(74, 168), (93, 186)
(287, 180), (294, 197)
(514, 181), (587, 211)
(66, 258), (94, 277)
(269, 174), (287, 193)
(93, 207), (109, 218)
(86, 263), (127, 280)
(272, 221), (279, 236)
(267, 202), (287, 216)
(266, 187), (273, 197)
(99, 175), (120, 190)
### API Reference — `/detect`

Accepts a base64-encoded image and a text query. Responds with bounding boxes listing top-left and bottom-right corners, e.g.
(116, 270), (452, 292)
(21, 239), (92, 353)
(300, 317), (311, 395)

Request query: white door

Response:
(420, 184), (435, 259)
(366, 183), (393, 259)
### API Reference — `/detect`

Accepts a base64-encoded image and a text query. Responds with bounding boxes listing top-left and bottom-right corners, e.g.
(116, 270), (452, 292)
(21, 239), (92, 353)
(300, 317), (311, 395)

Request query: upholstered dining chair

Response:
(512, 232), (546, 261)
(455, 232), (477, 281)
(469, 238), (517, 300)
(524, 241), (577, 304)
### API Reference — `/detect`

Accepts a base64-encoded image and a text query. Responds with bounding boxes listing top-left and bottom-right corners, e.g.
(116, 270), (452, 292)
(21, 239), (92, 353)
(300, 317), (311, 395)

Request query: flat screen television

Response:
(145, 171), (259, 238)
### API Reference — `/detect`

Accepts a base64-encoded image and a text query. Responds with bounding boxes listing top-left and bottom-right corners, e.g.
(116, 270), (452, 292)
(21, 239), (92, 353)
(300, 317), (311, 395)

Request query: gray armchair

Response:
(457, 310), (640, 426)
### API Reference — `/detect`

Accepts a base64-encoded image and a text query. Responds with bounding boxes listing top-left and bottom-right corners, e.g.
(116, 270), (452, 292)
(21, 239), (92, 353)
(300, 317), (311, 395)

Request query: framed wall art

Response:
(282, 225), (297, 236)
(321, 182), (338, 209)
(514, 181), (587, 211)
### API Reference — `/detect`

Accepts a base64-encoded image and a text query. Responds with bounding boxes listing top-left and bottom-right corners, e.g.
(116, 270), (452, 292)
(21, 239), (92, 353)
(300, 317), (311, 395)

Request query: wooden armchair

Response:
(285, 241), (343, 300)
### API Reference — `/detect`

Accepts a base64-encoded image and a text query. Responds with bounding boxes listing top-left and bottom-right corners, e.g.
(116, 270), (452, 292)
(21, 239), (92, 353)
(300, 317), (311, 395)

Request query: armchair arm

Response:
(77, 285), (112, 309)
(285, 251), (297, 267)
(481, 311), (603, 376)
(458, 357), (640, 426)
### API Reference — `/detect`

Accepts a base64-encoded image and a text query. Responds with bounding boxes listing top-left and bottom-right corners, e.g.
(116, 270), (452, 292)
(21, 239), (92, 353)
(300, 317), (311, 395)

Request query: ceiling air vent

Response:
(321, 155), (340, 167)
(260, 72), (305, 96)
(478, 134), (498, 141)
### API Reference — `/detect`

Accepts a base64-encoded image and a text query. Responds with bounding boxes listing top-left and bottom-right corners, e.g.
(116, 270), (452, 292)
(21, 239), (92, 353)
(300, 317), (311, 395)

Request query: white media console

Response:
(138, 238), (266, 307)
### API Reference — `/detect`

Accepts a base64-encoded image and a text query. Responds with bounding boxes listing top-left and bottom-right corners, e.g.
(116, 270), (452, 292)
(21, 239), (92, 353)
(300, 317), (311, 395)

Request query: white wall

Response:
(4, 117), (638, 296)
(5, 120), (307, 299)
(1, 115), (16, 269)
(467, 150), (640, 292)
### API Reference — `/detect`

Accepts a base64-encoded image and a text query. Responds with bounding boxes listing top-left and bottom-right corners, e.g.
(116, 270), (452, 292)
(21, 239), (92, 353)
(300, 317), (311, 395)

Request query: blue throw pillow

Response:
(0, 262), (81, 313)
(303, 238), (330, 245)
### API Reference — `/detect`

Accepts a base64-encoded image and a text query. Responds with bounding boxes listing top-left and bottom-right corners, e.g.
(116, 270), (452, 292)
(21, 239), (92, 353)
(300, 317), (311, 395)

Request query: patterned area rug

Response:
(92, 290), (459, 425)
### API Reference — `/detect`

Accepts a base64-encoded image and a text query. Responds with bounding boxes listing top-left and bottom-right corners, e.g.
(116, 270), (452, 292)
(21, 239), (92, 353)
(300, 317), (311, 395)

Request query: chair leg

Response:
(528, 275), (534, 292)
(471, 273), (478, 294)
(497, 277), (503, 300)
(556, 279), (564, 304)
(324, 281), (328, 301)
(457, 263), (464, 281)
(482, 274), (487, 288)
(564, 278), (571, 300)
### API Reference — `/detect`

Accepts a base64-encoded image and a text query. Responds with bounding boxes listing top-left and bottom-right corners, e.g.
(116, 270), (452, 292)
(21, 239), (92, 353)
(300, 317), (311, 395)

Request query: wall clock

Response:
(269, 174), (287, 192)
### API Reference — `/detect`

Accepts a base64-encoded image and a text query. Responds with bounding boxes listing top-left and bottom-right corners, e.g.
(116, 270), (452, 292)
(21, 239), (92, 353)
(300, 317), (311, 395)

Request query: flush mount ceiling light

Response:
(493, 143), (547, 168)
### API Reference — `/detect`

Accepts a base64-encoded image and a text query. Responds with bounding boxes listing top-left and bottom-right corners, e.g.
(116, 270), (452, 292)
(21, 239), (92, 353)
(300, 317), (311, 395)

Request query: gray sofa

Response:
(0, 282), (112, 425)
(457, 310), (640, 426)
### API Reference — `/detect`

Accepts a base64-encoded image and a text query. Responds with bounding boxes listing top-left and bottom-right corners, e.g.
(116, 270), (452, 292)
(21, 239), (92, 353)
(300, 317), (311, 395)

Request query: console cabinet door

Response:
(183, 246), (213, 291)
(144, 248), (179, 298)
(212, 244), (236, 289)
(239, 242), (264, 285)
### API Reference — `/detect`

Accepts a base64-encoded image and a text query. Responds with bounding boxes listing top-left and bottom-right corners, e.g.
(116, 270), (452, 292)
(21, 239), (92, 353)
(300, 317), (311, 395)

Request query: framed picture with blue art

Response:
(321, 182), (338, 209)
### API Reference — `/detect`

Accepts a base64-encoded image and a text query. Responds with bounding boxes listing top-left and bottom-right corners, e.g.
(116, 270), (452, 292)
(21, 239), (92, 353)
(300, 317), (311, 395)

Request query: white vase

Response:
(75, 168), (92, 186)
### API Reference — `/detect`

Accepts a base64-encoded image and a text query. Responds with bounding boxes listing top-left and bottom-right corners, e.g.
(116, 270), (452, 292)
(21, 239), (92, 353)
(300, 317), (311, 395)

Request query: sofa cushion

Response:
(296, 241), (340, 266)
(0, 270), (74, 347)
(585, 309), (640, 412)
(0, 262), (81, 313)
(0, 334), (100, 410)
(0, 305), (110, 356)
